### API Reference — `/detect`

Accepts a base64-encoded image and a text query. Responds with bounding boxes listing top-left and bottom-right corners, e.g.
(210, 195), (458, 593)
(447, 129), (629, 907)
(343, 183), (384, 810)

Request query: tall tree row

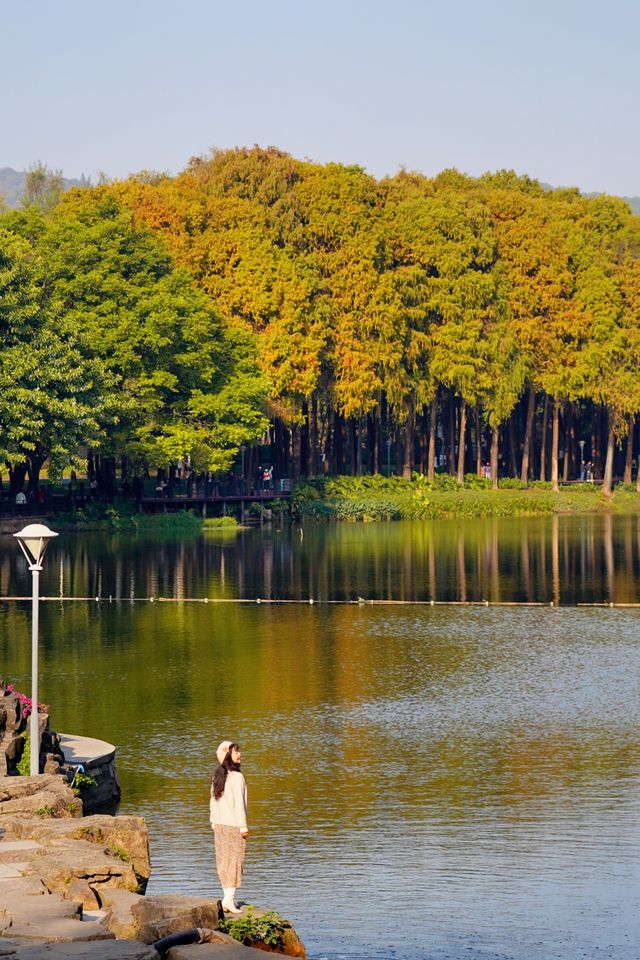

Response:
(2, 146), (640, 493)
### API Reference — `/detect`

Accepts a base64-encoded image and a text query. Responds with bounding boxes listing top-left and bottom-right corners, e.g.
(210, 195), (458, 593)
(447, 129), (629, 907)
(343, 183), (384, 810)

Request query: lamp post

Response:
(14, 523), (58, 776)
(579, 440), (585, 481)
(386, 438), (393, 478)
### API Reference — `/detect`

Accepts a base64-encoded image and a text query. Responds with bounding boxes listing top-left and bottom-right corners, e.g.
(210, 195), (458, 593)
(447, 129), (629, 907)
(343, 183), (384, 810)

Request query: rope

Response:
(0, 596), (634, 607)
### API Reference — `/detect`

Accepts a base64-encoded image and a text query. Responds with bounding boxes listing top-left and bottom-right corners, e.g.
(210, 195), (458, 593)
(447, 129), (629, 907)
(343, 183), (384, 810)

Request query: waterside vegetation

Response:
(292, 474), (640, 521)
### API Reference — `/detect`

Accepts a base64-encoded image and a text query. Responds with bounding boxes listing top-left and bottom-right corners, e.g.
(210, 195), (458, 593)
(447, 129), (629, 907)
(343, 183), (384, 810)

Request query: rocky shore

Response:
(0, 775), (306, 959)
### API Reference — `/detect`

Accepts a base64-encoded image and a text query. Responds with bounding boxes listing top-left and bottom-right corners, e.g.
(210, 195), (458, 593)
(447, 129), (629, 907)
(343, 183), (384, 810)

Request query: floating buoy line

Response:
(0, 596), (634, 608)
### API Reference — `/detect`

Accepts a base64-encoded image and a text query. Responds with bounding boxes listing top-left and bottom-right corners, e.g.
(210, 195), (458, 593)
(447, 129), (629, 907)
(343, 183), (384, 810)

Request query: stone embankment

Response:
(0, 776), (306, 959)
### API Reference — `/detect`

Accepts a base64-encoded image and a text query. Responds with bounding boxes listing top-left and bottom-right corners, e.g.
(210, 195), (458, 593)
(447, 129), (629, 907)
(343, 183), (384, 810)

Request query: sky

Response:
(2, 0), (639, 196)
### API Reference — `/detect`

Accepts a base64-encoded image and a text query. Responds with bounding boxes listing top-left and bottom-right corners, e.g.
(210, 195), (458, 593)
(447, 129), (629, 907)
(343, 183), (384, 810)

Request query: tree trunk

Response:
(332, 412), (344, 475)
(593, 405), (602, 480)
(562, 404), (571, 483)
(368, 411), (378, 475)
(403, 400), (415, 479)
(457, 400), (467, 485)
(508, 410), (518, 478)
(551, 399), (560, 493)
(624, 414), (634, 485)
(419, 407), (428, 474)
(521, 386), (535, 483)
(310, 394), (319, 476)
(300, 401), (310, 478)
(540, 394), (549, 481)
(427, 396), (437, 483)
(568, 403), (578, 479)
(349, 419), (357, 476)
(490, 427), (499, 490)
(26, 454), (46, 491)
(8, 462), (28, 495)
(291, 424), (301, 481)
(447, 392), (456, 475)
(602, 407), (616, 496)
(475, 407), (483, 476)
(356, 417), (364, 476)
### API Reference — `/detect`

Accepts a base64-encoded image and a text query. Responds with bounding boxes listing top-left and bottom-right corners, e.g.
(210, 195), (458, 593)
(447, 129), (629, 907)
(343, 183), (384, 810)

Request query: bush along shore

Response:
(51, 502), (239, 532)
(34, 476), (640, 531)
(291, 474), (640, 522)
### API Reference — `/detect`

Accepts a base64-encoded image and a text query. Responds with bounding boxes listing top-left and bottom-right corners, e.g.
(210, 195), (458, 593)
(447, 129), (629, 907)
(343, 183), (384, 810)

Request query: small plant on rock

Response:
(16, 733), (30, 776)
(72, 771), (97, 796)
(219, 908), (288, 949)
(107, 844), (131, 863)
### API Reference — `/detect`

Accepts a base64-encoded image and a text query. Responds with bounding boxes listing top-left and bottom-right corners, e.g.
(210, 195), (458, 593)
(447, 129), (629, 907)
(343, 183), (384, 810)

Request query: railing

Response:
(0, 477), (293, 516)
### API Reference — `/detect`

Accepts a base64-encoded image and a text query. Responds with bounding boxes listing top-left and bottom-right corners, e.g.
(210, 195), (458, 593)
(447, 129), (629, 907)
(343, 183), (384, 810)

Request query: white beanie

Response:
(216, 740), (232, 764)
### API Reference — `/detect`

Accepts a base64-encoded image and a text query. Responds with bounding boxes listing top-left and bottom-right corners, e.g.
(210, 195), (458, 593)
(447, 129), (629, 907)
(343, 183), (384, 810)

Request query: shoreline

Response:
(1, 481), (640, 535)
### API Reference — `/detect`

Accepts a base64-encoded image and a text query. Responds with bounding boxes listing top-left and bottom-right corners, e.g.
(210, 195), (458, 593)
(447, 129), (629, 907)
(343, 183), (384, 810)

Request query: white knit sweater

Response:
(210, 770), (248, 832)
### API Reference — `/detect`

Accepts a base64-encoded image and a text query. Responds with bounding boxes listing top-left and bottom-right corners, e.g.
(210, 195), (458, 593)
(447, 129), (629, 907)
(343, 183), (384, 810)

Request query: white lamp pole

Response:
(14, 524), (58, 776)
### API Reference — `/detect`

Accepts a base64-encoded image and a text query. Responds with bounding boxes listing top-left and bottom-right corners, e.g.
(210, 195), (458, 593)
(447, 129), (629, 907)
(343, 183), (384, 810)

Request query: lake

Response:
(1, 515), (639, 959)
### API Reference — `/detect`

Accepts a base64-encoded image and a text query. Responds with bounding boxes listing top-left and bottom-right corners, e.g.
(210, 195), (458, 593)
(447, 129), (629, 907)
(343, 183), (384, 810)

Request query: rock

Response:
(219, 907), (306, 959)
(67, 879), (100, 910)
(9, 941), (159, 958)
(3, 919), (111, 944)
(0, 878), (47, 898)
(101, 894), (221, 944)
(98, 889), (143, 939)
(0, 889), (112, 943)
(166, 941), (258, 959)
(1, 814), (151, 891)
(0, 694), (22, 731)
(20, 839), (140, 896)
(0, 890), (81, 922)
(0, 776), (81, 819)
(0, 938), (32, 954)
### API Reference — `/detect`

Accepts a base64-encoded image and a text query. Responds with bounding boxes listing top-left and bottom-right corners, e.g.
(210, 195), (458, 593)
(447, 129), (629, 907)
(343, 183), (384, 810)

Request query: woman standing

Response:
(210, 740), (249, 914)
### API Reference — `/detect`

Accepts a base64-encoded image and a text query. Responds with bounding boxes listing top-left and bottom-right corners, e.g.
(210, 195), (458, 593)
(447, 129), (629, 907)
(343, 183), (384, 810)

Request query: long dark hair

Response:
(212, 742), (241, 800)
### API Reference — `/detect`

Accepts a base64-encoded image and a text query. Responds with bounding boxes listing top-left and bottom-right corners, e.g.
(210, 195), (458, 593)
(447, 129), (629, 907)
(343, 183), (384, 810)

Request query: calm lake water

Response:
(1, 516), (639, 959)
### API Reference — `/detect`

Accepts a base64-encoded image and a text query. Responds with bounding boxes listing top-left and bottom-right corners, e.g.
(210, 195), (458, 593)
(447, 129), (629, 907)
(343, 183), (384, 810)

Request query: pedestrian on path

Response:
(210, 740), (249, 914)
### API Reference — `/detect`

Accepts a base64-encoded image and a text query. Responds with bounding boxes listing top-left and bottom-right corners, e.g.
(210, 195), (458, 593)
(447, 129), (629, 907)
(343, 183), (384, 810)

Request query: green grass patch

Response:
(54, 501), (203, 531)
(202, 516), (239, 529)
(292, 475), (640, 522)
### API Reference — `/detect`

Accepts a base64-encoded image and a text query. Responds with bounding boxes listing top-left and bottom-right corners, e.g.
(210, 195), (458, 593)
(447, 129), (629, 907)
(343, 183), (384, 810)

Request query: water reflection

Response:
(0, 521), (639, 959)
(0, 514), (639, 605)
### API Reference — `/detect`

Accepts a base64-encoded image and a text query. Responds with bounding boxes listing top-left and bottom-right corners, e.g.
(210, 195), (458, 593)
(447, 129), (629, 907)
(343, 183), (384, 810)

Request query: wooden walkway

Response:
(140, 490), (291, 516)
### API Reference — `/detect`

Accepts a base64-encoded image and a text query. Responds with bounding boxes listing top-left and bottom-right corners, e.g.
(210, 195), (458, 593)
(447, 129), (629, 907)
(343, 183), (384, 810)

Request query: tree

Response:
(21, 162), (64, 214)
(0, 225), (116, 488)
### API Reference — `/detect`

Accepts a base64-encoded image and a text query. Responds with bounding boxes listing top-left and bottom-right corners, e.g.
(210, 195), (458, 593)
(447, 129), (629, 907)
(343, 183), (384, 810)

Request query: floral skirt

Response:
(214, 824), (246, 888)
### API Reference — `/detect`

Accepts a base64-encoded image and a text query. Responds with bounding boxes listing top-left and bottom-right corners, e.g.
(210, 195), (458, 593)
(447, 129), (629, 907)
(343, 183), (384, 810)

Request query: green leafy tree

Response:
(40, 188), (270, 471)
(0, 224), (117, 488)
(21, 162), (64, 214)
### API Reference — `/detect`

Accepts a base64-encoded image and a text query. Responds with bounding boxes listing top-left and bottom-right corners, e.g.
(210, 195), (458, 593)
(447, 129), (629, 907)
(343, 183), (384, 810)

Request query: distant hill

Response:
(583, 191), (640, 216)
(0, 167), (89, 208)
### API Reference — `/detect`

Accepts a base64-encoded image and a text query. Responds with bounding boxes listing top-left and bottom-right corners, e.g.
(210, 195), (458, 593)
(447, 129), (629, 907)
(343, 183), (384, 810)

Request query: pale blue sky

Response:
(2, 0), (638, 195)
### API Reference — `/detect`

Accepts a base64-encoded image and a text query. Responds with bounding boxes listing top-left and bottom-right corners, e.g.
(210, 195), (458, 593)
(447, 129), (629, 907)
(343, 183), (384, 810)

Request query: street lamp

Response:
(14, 523), (58, 776)
(579, 440), (586, 481)
(386, 438), (393, 478)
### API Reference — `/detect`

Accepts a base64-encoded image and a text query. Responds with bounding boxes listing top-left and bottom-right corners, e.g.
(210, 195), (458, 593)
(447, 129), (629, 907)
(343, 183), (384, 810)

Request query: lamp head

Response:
(14, 523), (59, 569)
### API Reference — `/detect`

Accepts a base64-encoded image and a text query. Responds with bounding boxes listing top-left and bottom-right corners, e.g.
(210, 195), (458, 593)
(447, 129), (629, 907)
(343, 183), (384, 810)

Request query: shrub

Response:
(202, 516), (238, 528)
(16, 733), (30, 776)
(72, 771), (97, 796)
(218, 908), (288, 949)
